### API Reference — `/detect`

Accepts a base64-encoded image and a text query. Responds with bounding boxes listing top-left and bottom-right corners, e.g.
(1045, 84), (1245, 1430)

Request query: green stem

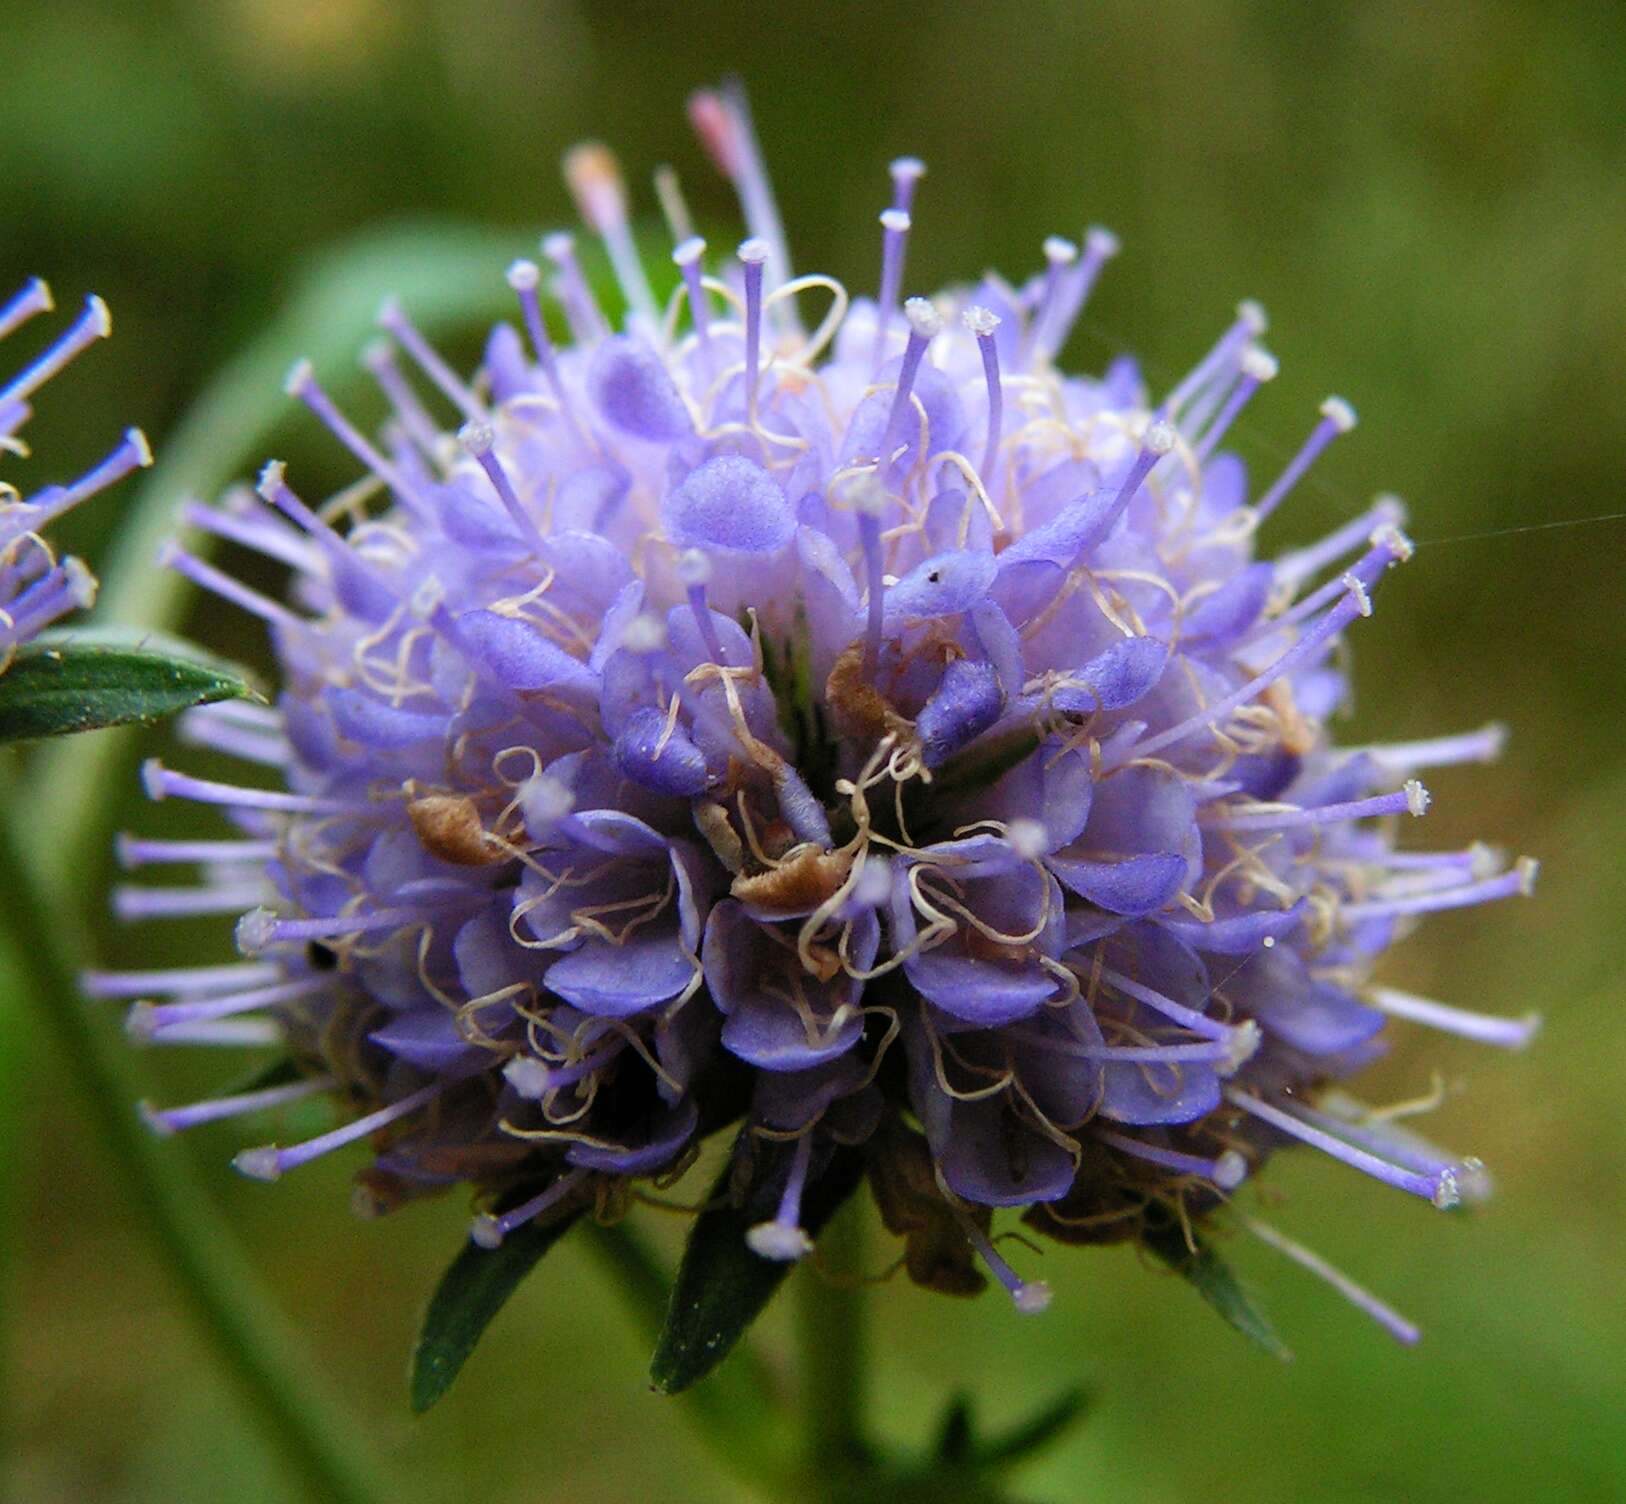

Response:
(797, 1197), (869, 1493)
(583, 1220), (797, 1499)
(0, 806), (390, 1504)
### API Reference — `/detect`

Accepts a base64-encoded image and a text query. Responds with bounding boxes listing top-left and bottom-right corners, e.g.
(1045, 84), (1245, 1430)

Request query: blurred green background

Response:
(3, 0), (1624, 1499)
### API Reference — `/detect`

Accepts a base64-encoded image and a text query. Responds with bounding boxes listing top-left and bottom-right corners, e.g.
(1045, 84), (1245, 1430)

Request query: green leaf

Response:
(0, 632), (256, 742)
(410, 1206), (582, 1414)
(649, 1144), (866, 1395)
(1143, 1214), (1291, 1360)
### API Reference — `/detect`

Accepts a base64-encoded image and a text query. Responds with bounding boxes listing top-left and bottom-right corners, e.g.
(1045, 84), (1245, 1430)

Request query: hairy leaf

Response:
(0, 632), (255, 742)
(1144, 1214), (1290, 1360)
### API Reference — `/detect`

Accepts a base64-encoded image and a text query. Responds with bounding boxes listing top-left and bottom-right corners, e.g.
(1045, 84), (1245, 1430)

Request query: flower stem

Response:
(797, 1196), (869, 1493)
(0, 805), (391, 1504)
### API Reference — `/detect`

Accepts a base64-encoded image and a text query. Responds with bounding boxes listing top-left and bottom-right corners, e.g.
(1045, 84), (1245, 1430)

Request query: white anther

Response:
(1212, 1150), (1249, 1191)
(1514, 856), (1540, 896)
(506, 259), (541, 292)
(1372, 524), (1415, 562)
(457, 420), (496, 458)
(962, 305), (1001, 337)
(1237, 298), (1269, 334)
(620, 613), (669, 654)
(231, 1146), (283, 1182)
(1430, 1169), (1461, 1211)
(737, 236), (771, 266)
(64, 556), (97, 608)
(1085, 225), (1121, 259)
(1142, 419), (1178, 456)
(128, 427), (154, 467)
(1321, 395), (1358, 431)
(746, 1220), (813, 1261)
(879, 208), (911, 234)
(1467, 841), (1501, 880)
(521, 774), (576, 829)
(1012, 1281), (1053, 1315)
(234, 907), (280, 956)
(541, 231), (575, 264)
(282, 358), (314, 398)
(1372, 492), (1409, 528)
(1342, 572), (1373, 617)
(256, 460), (286, 501)
(470, 1214), (505, 1250)
(675, 547), (713, 587)
(136, 1100), (175, 1137)
(87, 295), (112, 337)
(1223, 1020), (1262, 1075)
(903, 296), (942, 338)
(890, 155), (926, 183)
(502, 1056), (551, 1100)
(409, 575), (445, 620)
(1043, 235), (1079, 265)
(672, 236), (706, 267)
(1006, 818), (1049, 861)
(141, 758), (168, 802)
(124, 1004), (159, 1045)
(1403, 779), (1431, 817)
(1240, 345), (1280, 382)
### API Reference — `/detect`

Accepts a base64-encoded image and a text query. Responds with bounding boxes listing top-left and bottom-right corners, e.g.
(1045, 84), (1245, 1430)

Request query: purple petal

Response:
(587, 335), (693, 441)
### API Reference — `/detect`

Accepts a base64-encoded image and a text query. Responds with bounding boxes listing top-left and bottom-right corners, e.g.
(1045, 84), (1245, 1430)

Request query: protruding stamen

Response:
(20, 427), (154, 531)
(1243, 1216), (1418, 1346)
(654, 163), (696, 245)
(964, 306), (1003, 489)
(1096, 968), (1255, 1051)
(739, 237), (770, 425)
(0, 278), (53, 341)
(141, 1074), (334, 1136)
(235, 896), (483, 955)
(541, 231), (608, 345)
(233, 1078), (449, 1181)
(1022, 235), (1077, 367)
(676, 547), (728, 665)
(1353, 724), (1508, 776)
(506, 259), (588, 446)
(564, 141), (660, 329)
(1203, 782), (1428, 833)
(126, 975), (329, 1039)
(1040, 225), (1120, 362)
(284, 359), (431, 512)
(143, 760), (365, 817)
(1162, 299), (1268, 418)
(1129, 582), (1372, 762)
(361, 339), (440, 453)
(953, 1207), (1051, 1314)
(688, 83), (796, 329)
(1364, 985), (1540, 1050)
(1338, 857), (1537, 924)
(0, 294), (111, 407)
(82, 960), (282, 1000)
(459, 421), (545, 551)
(673, 238), (713, 354)
(112, 880), (270, 922)
(745, 1133), (816, 1261)
(1195, 345), (1278, 462)
(376, 297), (483, 421)
(1254, 397), (1358, 521)
(472, 1167), (589, 1249)
(159, 541), (303, 630)
(1094, 1128), (1248, 1190)
(852, 478), (887, 680)
(871, 208), (912, 369)
(877, 297), (940, 469)
(889, 156), (926, 213)
(1227, 1088), (1461, 1207)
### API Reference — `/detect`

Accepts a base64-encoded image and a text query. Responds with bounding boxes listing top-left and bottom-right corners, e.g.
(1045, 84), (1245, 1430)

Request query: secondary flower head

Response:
(115, 83), (1536, 1339)
(1, 280), (151, 671)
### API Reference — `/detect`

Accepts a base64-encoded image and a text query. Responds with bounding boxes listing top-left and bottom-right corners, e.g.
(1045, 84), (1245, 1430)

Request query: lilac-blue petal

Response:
(587, 335), (693, 441)
(665, 454), (794, 555)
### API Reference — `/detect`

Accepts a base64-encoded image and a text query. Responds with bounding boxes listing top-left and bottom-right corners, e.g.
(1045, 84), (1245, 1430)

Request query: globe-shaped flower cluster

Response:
(2, 279), (150, 671)
(112, 86), (1536, 1331)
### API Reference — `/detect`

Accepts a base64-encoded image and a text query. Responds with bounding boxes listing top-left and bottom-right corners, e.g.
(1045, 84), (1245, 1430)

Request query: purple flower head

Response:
(117, 85), (1536, 1339)
(1, 280), (151, 670)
